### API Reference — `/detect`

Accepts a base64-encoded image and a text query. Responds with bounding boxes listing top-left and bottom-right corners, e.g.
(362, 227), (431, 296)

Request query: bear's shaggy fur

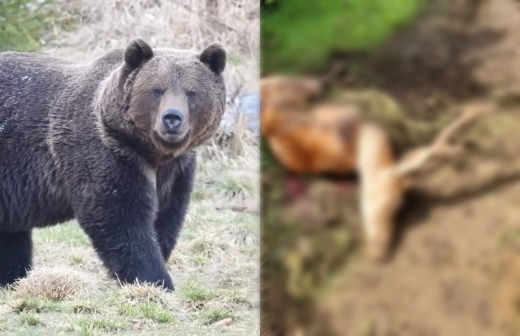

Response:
(0, 39), (226, 290)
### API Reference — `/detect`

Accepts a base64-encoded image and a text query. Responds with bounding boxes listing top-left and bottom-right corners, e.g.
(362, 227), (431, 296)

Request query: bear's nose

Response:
(162, 109), (184, 132)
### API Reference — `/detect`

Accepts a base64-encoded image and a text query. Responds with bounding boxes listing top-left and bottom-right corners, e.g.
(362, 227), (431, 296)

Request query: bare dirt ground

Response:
(0, 0), (259, 335)
(318, 180), (520, 336)
(313, 1), (520, 335)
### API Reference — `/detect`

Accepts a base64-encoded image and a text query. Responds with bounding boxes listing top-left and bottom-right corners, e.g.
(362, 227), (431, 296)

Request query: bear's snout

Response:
(156, 107), (189, 145)
(162, 108), (184, 132)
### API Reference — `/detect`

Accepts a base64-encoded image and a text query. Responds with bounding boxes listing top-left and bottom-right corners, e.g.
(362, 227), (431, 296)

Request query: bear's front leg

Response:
(155, 192), (192, 262)
(0, 231), (32, 287)
(155, 154), (196, 261)
(72, 171), (174, 291)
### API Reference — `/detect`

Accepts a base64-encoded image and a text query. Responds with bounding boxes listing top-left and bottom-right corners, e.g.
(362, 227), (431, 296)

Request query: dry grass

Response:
(13, 267), (91, 301)
(0, 0), (259, 334)
(119, 283), (166, 304)
(44, 0), (259, 91)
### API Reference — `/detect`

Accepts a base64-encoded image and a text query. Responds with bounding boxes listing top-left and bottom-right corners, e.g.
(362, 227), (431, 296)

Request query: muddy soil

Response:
(316, 180), (520, 336)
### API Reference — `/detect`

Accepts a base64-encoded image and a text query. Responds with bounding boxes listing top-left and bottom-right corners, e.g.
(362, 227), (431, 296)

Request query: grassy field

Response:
(0, 0), (259, 334)
(0, 145), (259, 335)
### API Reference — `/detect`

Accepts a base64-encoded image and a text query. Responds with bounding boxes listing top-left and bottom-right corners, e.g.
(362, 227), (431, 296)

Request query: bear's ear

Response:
(200, 43), (226, 75)
(124, 39), (154, 70)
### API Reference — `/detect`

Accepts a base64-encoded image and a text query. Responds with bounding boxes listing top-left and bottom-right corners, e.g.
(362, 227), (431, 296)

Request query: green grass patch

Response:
(200, 308), (234, 325)
(227, 53), (243, 66)
(179, 280), (217, 309)
(12, 297), (65, 313)
(119, 302), (175, 324)
(188, 206), (240, 229)
(219, 177), (255, 198)
(35, 222), (90, 246)
(226, 291), (254, 308)
(71, 301), (100, 314)
(0, 316), (6, 331)
(191, 254), (209, 266)
(19, 313), (42, 326)
(68, 254), (86, 266)
(192, 186), (208, 201)
(77, 316), (126, 333)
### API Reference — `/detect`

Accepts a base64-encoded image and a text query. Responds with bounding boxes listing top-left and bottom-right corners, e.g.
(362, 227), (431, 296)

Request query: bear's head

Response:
(98, 39), (226, 163)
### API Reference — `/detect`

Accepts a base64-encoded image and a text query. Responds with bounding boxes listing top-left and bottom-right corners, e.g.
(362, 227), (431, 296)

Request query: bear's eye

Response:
(153, 89), (164, 97)
(187, 91), (196, 100)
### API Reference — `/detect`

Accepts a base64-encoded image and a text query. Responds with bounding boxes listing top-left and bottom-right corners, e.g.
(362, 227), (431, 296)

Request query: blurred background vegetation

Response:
(261, 0), (424, 74)
(0, 0), (53, 52)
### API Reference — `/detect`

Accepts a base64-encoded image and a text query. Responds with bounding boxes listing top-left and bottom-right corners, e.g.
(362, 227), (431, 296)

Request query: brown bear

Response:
(0, 39), (226, 291)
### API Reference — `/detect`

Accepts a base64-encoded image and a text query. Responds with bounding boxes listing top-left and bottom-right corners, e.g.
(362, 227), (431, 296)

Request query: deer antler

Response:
(395, 103), (494, 177)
